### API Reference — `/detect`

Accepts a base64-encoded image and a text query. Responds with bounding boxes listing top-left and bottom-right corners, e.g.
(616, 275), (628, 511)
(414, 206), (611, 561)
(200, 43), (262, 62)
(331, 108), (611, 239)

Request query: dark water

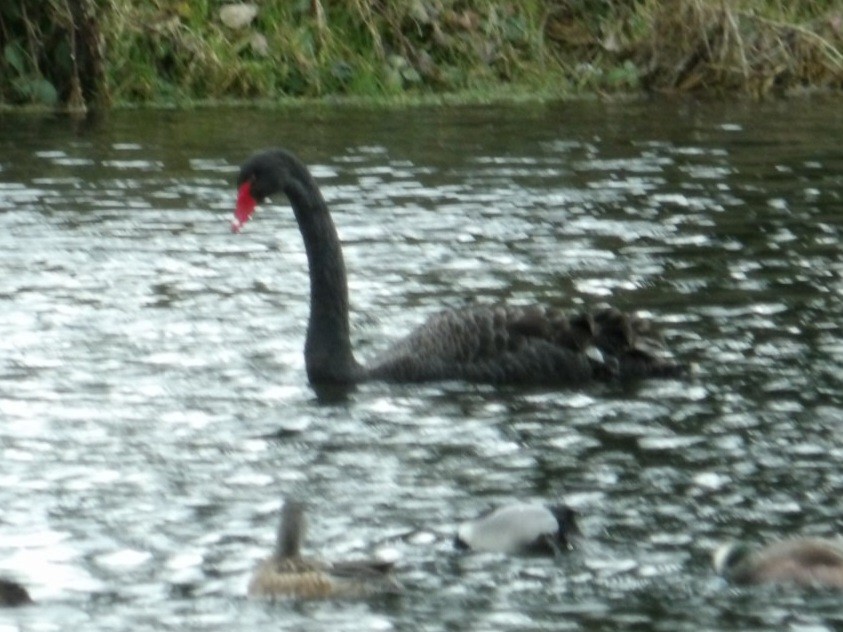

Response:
(1, 98), (842, 631)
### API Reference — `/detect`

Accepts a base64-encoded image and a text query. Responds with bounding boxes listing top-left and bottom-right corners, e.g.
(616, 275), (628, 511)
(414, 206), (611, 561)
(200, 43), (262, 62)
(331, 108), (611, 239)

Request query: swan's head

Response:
(232, 149), (298, 233)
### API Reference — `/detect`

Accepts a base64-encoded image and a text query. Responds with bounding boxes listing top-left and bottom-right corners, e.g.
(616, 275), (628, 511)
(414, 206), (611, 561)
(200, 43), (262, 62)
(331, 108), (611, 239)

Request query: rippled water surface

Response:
(1, 99), (842, 631)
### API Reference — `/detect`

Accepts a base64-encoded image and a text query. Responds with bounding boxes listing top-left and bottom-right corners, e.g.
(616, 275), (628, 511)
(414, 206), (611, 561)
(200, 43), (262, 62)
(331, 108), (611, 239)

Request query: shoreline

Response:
(1, 0), (841, 111)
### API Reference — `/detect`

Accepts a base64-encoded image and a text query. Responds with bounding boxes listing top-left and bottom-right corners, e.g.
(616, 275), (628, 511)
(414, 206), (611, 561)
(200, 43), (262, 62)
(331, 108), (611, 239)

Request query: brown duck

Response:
(248, 500), (402, 600)
(713, 537), (843, 589)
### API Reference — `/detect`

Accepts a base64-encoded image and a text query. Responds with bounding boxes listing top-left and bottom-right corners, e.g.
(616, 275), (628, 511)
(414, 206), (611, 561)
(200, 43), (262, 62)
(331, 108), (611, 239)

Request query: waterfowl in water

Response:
(455, 502), (579, 555)
(0, 578), (32, 607)
(248, 500), (402, 600)
(713, 537), (843, 589)
(231, 148), (686, 387)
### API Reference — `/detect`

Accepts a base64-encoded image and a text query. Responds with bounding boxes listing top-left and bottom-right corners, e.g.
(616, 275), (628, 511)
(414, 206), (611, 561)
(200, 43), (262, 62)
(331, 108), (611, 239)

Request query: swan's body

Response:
(233, 148), (685, 386)
(713, 537), (843, 589)
(248, 500), (402, 600)
(455, 502), (579, 555)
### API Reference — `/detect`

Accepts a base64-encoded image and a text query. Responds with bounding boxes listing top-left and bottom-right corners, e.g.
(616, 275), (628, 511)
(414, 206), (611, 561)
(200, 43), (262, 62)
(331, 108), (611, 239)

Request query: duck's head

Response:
(548, 504), (580, 540)
(712, 541), (753, 578)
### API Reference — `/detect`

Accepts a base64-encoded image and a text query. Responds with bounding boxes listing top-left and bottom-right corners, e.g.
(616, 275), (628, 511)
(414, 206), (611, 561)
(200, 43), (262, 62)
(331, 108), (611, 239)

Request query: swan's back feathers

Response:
(366, 304), (682, 384)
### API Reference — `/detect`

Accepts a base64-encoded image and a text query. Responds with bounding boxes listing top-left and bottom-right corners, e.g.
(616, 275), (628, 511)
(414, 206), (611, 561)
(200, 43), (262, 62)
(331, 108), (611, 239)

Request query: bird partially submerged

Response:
(0, 578), (32, 607)
(455, 502), (579, 555)
(713, 537), (843, 589)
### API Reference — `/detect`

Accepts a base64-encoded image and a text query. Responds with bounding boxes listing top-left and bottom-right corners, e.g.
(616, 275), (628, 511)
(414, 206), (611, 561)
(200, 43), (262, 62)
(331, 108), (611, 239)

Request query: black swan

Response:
(455, 502), (579, 555)
(232, 148), (685, 386)
(713, 537), (843, 589)
(247, 500), (402, 600)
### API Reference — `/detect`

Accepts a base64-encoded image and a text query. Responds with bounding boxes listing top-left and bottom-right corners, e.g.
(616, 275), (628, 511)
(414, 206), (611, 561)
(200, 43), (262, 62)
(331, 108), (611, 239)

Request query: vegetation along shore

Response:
(1, 0), (842, 110)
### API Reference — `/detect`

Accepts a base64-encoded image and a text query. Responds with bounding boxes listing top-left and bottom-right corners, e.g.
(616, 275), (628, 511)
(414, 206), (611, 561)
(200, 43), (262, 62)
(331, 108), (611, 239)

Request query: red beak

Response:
(232, 181), (257, 233)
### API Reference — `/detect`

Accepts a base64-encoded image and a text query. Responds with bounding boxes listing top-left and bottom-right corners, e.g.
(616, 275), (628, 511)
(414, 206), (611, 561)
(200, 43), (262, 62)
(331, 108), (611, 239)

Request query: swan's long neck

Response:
(284, 172), (361, 383)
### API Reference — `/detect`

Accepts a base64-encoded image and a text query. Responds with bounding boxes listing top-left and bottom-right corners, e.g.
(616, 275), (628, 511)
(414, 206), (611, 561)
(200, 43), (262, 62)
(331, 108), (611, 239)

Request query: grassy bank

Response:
(1, 0), (842, 109)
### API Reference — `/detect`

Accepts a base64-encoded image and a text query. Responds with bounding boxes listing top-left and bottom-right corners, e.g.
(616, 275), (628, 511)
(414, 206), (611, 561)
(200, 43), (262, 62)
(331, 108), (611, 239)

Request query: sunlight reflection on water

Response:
(0, 100), (842, 630)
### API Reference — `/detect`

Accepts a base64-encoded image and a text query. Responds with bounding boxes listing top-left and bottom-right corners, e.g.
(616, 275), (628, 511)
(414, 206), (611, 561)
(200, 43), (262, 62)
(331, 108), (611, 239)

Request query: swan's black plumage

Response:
(233, 148), (685, 386)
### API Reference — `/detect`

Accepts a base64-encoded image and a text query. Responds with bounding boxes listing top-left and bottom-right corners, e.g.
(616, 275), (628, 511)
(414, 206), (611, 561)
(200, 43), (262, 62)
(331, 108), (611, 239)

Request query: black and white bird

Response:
(454, 502), (579, 555)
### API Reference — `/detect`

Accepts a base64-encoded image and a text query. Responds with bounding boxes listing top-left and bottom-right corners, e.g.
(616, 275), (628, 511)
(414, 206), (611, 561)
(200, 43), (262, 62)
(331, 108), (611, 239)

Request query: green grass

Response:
(0, 0), (840, 109)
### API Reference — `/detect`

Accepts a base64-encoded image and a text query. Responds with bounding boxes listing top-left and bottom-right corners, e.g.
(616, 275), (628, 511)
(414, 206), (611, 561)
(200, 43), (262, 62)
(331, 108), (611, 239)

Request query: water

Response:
(1, 99), (842, 631)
